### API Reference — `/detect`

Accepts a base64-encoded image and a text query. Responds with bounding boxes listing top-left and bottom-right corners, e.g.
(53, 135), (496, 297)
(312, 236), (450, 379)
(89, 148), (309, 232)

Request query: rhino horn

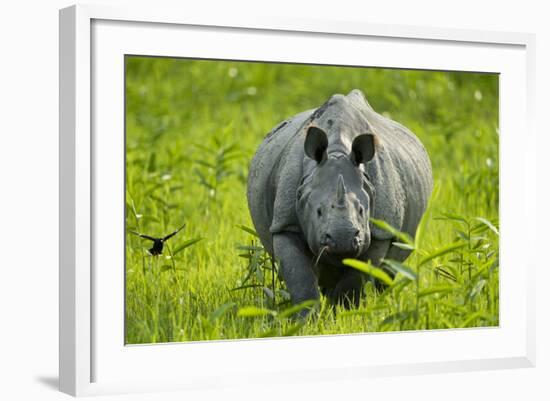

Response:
(336, 174), (347, 207)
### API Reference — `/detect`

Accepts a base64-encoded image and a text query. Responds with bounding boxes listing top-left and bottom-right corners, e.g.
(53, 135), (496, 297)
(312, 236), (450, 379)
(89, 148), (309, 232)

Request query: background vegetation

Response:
(125, 56), (499, 344)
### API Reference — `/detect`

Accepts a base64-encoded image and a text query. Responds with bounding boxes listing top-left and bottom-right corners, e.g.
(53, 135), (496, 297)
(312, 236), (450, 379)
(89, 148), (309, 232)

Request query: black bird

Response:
(129, 224), (186, 256)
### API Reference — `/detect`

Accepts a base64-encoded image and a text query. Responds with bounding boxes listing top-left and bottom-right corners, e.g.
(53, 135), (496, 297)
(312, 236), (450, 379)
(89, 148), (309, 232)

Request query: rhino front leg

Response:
(366, 239), (396, 291)
(326, 269), (365, 308)
(329, 239), (396, 307)
(273, 232), (320, 317)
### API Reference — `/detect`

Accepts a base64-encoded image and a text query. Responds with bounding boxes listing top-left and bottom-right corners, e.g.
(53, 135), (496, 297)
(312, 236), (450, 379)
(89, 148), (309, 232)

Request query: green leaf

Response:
(147, 152), (156, 172)
(278, 300), (317, 319)
(237, 306), (275, 317)
(418, 242), (467, 267)
(382, 259), (417, 281)
(392, 242), (415, 251)
(230, 284), (263, 292)
(338, 304), (388, 317)
(209, 302), (236, 321)
(343, 259), (394, 286)
(235, 224), (259, 238)
(455, 230), (469, 241)
(434, 213), (468, 226)
(467, 279), (487, 301)
(277, 289), (291, 302)
(461, 312), (490, 328)
(235, 245), (264, 252)
(194, 170), (214, 189)
(434, 266), (457, 282)
(471, 259), (498, 280)
(282, 322), (306, 336)
(414, 210), (430, 250)
(418, 285), (456, 298)
(262, 287), (274, 300)
(173, 238), (204, 255)
(439, 301), (467, 313)
(254, 265), (264, 282)
(193, 159), (215, 169)
(258, 328), (279, 338)
(380, 310), (417, 327)
(391, 278), (413, 297)
(474, 217), (499, 236)
(369, 218), (414, 246)
(160, 264), (172, 272)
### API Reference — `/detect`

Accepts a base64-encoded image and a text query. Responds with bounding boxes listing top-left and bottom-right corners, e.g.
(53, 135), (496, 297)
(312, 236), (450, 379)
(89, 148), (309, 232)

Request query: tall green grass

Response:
(125, 56), (499, 343)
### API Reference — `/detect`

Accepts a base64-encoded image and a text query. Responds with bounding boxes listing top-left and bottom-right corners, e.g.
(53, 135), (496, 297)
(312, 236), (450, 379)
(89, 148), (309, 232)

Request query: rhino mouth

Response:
(314, 242), (363, 266)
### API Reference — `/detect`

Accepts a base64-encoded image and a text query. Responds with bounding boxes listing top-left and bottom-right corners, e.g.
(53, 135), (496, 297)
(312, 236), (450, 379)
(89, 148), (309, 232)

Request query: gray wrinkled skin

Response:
(247, 89), (433, 310)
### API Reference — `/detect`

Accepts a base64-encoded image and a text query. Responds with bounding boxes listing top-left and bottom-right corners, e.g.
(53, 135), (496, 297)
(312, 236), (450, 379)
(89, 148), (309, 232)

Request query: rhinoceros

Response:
(247, 89), (432, 310)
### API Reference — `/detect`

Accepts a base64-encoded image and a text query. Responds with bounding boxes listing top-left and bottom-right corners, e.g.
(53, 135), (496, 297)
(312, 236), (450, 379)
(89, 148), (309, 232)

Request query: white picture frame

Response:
(59, 3), (536, 397)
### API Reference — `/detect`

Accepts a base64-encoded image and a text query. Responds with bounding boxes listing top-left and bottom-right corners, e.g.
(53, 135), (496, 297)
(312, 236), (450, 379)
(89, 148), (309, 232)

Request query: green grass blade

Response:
(209, 302), (236, 321)
(282, 322), (306, 336)
(392, 242), (415, 251)
(237, 306), (275, 317)
(230, 284), (263, 291)
(474, 217), (499, 236)
(418, 242), (466, 267)
(235, 224), (259, 238)
(382, 259), (418, 281)
(379, 310), (417, 327)
(338, 304), (388, 317)
(434, 266), (457, 282)
(235, 245), (264, 252)
(471, 259), (498, 281)
(461, 312), (491, 328)
(278, 300), (318, 319)
(467, 279), (487, 302)
(369, 218), (414, 246)
(418, 285), (456, 298)
(160, 264), (172, 272)
(343, 259), (394, 286)
(434, 213), (469, 225)
(391, 277), (413, 297)
(173, 237), (204, 255)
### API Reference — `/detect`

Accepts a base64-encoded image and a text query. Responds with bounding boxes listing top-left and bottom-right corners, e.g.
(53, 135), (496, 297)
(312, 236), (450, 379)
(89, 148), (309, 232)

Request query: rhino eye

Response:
(359, 206), (364, 216)
(317, 207), (322, 218)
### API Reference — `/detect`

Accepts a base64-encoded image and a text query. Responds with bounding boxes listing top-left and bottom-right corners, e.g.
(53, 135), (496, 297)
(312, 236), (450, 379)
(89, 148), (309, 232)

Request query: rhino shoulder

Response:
(248, 110), (313, 243)
(268, 128), (309, 235)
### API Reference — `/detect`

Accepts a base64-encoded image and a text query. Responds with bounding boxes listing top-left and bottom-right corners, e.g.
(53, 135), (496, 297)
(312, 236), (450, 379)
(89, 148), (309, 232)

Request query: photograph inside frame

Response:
(124, 56), (499, 344)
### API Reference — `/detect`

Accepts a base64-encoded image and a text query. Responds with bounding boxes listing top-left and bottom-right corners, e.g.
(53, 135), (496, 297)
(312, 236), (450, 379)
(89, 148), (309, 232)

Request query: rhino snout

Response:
(320, 230), (363, 256)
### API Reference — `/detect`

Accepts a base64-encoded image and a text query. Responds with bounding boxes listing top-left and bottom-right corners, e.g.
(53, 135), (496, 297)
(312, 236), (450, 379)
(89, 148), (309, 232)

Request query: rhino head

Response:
(296, 126), (376, 262)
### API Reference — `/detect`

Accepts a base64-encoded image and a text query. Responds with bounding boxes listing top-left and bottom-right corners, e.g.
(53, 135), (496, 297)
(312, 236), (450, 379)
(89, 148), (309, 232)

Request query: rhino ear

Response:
(351, 134), (376, 165)
(305, 126), (328, 163)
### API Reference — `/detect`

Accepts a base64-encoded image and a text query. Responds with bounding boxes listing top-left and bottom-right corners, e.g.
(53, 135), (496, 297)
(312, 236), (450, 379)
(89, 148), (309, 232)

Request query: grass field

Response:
(125, 56), (499, 344)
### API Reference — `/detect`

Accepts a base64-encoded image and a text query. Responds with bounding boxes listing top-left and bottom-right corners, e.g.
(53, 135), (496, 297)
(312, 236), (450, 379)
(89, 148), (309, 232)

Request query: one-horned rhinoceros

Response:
(247, 89), (433, 311)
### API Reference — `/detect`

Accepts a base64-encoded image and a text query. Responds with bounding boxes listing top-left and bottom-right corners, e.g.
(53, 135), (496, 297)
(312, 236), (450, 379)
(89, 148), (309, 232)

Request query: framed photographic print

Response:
(59, 4), (536, 397)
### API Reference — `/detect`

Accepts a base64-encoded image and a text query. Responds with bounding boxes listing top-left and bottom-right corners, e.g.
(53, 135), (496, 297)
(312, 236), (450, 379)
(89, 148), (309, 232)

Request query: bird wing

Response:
(128, 230), (157, 242)
(162, 223), (186, 241)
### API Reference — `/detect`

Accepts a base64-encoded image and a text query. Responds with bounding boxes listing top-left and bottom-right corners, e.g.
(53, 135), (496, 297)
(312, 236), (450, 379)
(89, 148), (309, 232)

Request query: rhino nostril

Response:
(322, 233), (334, 247)
(352, 235), (362, 250)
